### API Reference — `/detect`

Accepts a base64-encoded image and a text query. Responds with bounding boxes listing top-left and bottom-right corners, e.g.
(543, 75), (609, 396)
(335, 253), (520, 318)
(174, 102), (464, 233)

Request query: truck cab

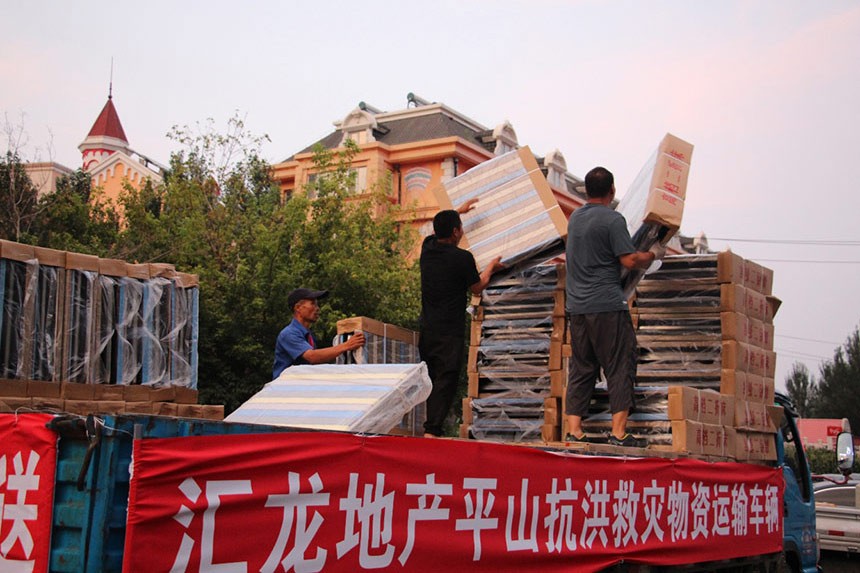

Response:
(776, 392), (820, 572)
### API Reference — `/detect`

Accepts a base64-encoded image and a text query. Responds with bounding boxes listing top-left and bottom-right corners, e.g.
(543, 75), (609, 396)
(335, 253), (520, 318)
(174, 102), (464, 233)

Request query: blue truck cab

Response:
(775, 392), (819, 573)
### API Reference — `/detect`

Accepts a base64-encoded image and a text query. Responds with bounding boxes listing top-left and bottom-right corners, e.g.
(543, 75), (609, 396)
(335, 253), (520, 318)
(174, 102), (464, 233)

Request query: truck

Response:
(0, 391), (821, 572)
(813, 432), (859, 557)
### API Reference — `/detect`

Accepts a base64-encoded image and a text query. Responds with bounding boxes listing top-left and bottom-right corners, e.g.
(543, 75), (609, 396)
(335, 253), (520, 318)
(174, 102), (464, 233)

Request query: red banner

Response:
(124, 432), (783, 572)
(0, 413), (57, 573)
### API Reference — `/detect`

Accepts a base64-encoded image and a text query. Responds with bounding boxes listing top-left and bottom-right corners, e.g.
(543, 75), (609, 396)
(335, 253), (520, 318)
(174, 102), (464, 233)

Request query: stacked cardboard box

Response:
(633, 251), (777, 393)
(666, 385), (779, 461)
(0, 378), (223, 420)
(334, 316), (425, 436)
(463, 264), (566, 443)
(630, 251), (780, 458)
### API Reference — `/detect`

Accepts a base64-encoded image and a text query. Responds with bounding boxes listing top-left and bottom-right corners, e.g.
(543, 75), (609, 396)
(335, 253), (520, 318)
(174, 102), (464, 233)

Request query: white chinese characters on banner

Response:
(164, 472), (781, 572)
(0, 451), (42, 573)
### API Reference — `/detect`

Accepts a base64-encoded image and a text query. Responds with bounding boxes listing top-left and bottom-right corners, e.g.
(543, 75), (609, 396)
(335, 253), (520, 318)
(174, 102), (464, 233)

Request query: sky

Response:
(3, 0), (860, 393)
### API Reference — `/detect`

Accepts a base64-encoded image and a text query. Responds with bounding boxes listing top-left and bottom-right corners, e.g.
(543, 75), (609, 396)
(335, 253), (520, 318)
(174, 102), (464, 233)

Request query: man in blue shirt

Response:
(272, 288), (365, 379)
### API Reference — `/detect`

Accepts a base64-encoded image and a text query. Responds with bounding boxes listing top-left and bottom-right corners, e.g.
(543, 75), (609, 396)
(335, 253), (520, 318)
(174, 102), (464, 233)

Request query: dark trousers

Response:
(565, 311), (638, 417)
(419, 332), (465, 436)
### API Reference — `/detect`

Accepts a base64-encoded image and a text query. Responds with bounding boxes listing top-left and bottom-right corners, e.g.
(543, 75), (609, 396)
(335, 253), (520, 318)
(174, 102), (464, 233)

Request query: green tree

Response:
(0, 150), (39, 241)
(113, 117), (420, 413)
(32, 169), (120, 253)
(811, 327), (860, 433)
(785, 362), (816, 418)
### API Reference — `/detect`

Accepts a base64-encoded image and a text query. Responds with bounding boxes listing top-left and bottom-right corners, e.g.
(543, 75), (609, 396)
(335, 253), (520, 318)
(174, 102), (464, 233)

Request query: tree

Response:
(785, 362), (816, 418)
(811, 326), (860, 432)
(32, 169), (120, 253)
(113, 117), (420, 413)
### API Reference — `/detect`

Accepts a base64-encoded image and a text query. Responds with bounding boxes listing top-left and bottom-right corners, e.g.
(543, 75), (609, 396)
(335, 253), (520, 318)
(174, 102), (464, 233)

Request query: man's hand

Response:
(648, 242), (667, 260)
(488, 255), (504, 273)
(457, 197), (480, 214)
(344, 332), (366, 351)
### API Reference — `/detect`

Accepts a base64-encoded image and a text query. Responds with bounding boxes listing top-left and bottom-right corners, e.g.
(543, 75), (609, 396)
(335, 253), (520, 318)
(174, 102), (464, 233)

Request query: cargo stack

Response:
(462, 264), (567, 443)
(0, 239), (217, 419)
(333, 316), (425, 435)
(625, 251), (780, 453)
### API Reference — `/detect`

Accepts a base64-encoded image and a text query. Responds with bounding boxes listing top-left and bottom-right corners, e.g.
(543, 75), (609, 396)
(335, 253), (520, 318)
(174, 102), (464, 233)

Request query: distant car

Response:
(814, 479), (860, 554)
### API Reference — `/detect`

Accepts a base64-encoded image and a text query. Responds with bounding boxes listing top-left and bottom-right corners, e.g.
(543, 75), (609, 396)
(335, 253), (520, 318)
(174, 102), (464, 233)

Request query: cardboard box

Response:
(200, 405), (225, 421)
(720, 370), (775, 404)
(30, 397), (64, 411)
(149, 263), (176, 279)
(730, 428), (777, 461)
(125, 401), (155, 414)
(0, 240), (36, 262)
(734, 398), (776, 433)
(154, 402), (180, 417)
(720, 312), (750, 343)
(643, 189), (685, 230)
(93, 384), (125, 401)
(0, 397), (32, 412)
(34, 246), (66, 268)
(667, 386), (734, 426)
(65, 252), (99, 271)
(125, 263), (151, 279)
(98, 258), (128, 277)
(742, 259), (774, 296)
(722, 342), (772, 376)
(0, 379), (30, 397)
(27, 381), (62, 399)
(671, 420), (733, 458)
(716, 251), (745, 285)
(175, 272), (200, 288)
(720, 284), (768, 320)
(61, 382), (96, 400)
(336, 316), (418, 345)
(173, 387), (199, 404)
(123, 385), (152, 402)
(766, 295), (782, 323)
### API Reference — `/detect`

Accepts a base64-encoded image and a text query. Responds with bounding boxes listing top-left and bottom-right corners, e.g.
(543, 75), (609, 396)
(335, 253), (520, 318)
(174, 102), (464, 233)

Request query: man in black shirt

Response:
(420, 207), (502, 437)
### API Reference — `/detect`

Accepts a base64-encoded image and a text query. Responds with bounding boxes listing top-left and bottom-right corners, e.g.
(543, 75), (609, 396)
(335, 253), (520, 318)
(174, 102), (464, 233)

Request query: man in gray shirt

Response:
(565, 166), (659, 448)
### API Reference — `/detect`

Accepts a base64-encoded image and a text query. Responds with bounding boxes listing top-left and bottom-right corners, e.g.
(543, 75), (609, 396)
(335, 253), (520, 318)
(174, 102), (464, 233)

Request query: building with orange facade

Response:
(271, 93), (588, 231)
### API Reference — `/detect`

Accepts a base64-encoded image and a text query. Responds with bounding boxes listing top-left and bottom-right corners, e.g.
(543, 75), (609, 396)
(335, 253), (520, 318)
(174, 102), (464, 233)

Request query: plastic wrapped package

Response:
(93, 275), (120, 384)
(116, 277), (145, 385)
(140, 277), (171, 386)
(27, 263), (62, 381)
(168, 281), (198, 389)
(482, 264), (563, 304)
(63, 269), (98, 383)
(225, 363), (432, 434)
(1, 259), (29, 378)
(617, 134), (694, 298)
(334, 316), (419, 366)
(432, 147), (568, 273)
(468, 397), (547, 443)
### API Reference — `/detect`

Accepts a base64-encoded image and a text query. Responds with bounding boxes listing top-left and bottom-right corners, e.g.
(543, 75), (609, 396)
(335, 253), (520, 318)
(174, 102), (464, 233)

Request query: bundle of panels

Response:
(431, 146), (568, 274)
(463, 264), (567, 443)
(333, 316), (425, 435)
(0, 239), (199, 391)
(225, 363), (432, 434)
(586, 251), (779, 452)
(617, 133), (694, 298)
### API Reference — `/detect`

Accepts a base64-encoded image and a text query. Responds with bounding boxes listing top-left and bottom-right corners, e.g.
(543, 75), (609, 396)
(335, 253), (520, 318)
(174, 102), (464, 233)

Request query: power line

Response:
(776, 334), (841, 345)
(753, 259), (860, 264)
(776, 348), (829, 361)
(708, 237), (860, 246)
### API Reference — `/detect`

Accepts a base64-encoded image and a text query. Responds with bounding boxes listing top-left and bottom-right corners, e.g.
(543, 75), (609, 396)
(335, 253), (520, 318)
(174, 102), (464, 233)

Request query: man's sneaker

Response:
(607, 433), (647, 448)
(564, 432), (590, 443)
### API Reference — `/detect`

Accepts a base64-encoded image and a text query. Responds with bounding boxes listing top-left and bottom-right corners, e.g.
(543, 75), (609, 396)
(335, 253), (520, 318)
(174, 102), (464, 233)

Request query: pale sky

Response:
(3, 1), (859, 392)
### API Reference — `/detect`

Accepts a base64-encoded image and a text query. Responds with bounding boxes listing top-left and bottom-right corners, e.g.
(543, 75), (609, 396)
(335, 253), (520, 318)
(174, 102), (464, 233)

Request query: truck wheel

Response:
(776, 551), (797, 573)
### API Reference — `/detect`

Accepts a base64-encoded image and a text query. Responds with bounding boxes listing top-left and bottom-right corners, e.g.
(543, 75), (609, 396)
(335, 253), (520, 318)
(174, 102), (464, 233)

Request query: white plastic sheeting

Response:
(225, 363), (432, 434)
